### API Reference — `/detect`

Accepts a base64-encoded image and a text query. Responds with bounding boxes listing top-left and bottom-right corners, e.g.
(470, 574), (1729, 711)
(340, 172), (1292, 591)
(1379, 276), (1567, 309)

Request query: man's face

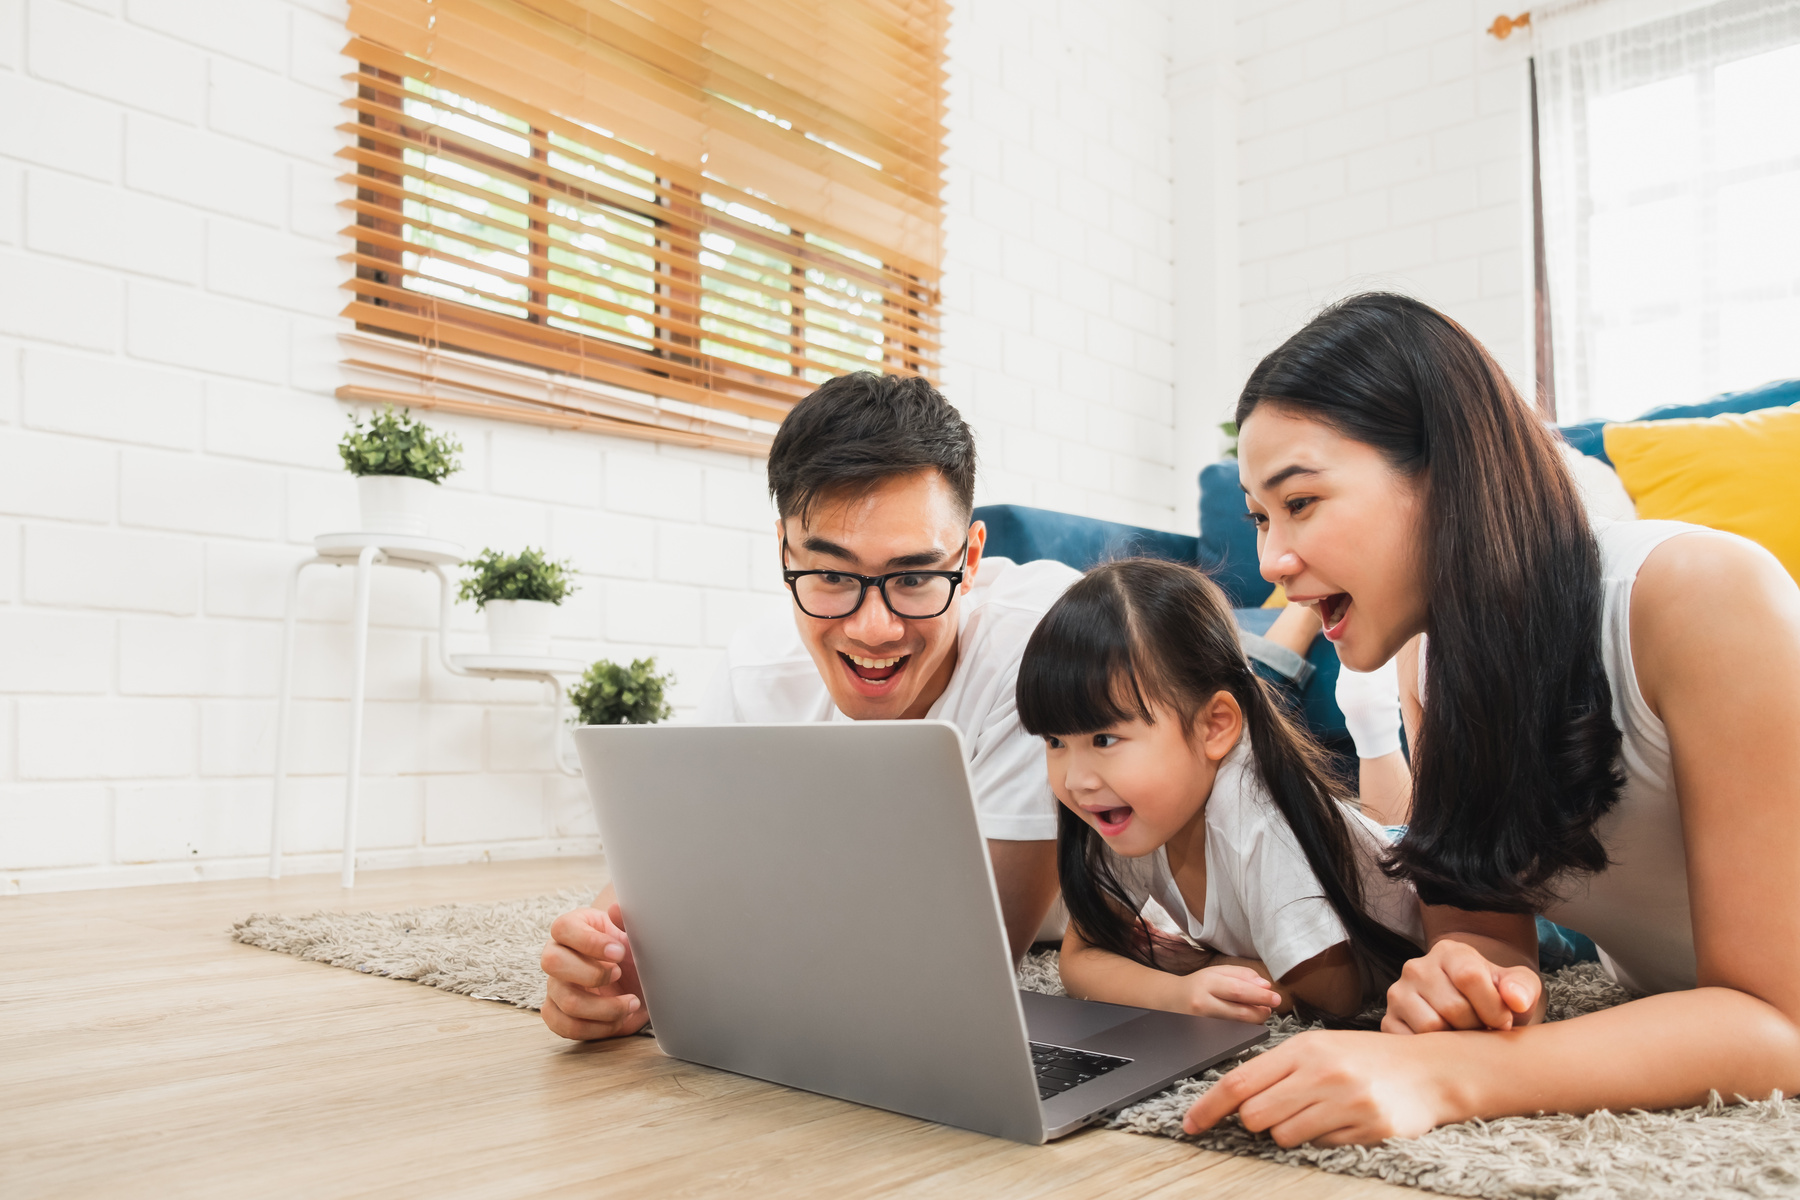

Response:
(778, 469), (985, 721)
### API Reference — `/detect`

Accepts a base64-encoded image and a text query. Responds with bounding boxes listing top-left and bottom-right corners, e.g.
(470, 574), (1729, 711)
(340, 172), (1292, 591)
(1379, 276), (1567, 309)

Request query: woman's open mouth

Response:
(1318, 592), (1352, 640)
(1086, 805), (1134, 836)
(839, 651), (910, 691)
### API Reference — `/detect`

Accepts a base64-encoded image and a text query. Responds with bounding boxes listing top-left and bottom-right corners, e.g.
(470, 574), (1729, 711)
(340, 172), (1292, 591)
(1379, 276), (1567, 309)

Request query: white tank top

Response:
(1422, 519), (1728, 994)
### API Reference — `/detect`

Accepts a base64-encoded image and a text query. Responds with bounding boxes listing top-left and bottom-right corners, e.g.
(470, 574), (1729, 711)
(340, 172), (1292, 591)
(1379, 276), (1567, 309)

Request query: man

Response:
(540, 372), (1078, 1041)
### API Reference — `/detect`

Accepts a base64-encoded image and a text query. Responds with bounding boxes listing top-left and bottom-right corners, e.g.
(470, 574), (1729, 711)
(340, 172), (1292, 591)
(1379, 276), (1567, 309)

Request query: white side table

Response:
(266, 533), (587, 887)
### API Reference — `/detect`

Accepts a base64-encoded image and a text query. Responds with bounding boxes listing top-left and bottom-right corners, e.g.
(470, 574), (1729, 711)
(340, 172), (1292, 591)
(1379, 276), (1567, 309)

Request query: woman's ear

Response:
(1198, 690), (1244, 762)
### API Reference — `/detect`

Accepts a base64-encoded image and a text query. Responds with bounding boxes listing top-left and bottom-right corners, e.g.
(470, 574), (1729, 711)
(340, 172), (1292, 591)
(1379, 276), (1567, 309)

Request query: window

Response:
(339, 1), (947, 453)
(1536, 0), (1800, 420)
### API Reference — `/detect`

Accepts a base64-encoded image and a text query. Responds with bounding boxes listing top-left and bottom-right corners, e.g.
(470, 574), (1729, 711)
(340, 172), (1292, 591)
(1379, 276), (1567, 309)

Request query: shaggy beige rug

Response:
(233, 890), (1800, 1199)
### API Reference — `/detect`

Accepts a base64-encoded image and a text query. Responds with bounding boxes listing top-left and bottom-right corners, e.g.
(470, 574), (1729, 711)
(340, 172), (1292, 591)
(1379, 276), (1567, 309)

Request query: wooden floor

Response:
(0, 859), (1408, 1199)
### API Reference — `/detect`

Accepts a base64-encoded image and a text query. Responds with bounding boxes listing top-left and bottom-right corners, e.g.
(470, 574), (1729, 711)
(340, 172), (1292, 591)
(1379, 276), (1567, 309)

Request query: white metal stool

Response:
(267, 532), (586, 887)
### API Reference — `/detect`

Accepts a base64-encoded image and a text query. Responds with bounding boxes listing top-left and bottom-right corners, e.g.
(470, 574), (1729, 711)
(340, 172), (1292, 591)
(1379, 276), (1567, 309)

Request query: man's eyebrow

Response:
(796, 535), (950, 570)
(1246, 464), (1322, 492)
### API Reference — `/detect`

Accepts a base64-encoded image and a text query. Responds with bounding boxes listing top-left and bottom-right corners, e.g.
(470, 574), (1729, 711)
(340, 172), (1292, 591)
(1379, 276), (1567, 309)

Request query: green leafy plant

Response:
(456, 547), (577, 610)
(338, 407), (463, 482)
(569, 657), (675, 726)
(1219, 420), (1240, 459)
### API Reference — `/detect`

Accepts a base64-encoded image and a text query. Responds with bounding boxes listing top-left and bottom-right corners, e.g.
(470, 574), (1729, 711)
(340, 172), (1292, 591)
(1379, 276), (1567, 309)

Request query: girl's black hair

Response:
(1236, 292), (1623, 912)
(1016, 557), (1419, 996)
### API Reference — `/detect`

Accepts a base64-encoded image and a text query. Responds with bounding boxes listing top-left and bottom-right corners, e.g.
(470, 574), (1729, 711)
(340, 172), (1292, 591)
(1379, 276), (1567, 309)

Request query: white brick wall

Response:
(941, 0), (1180, 532)
(0, 0), (1184, 891)
(1231, 0), (1533, 390)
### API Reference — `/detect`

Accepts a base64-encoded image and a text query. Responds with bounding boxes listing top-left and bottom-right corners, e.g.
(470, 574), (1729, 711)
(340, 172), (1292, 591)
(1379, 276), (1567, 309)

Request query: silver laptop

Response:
(573, 720), (1267, 1144)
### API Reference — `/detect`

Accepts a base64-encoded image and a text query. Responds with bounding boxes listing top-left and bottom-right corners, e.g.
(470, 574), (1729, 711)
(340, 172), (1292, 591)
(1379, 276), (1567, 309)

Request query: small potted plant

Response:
(457, 546), (577, 657)
(569, 657), (675, 726)
(338, 407), (463, 536)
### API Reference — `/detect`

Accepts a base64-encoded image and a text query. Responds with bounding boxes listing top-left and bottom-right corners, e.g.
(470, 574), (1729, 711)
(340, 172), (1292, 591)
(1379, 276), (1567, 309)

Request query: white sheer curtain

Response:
(1536, 0), (1800, 420)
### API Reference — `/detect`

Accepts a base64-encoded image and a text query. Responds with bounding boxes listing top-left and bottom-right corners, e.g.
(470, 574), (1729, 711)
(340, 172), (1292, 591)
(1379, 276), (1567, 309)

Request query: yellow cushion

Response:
(1604, 403), (1800, 582)
(1262, 583), (1287, 608)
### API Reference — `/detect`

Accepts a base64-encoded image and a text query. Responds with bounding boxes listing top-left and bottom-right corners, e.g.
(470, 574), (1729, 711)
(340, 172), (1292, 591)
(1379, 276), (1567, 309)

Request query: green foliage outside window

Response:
(338, 407), (464, 483)
(569, 657), (675, 726)
(456, 547), (577, 610)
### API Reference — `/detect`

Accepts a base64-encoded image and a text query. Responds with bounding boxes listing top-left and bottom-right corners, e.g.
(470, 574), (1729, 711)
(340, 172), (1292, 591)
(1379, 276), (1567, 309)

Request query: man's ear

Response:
(962, 519), (987, 591)
(1198, 690), (1244, 763)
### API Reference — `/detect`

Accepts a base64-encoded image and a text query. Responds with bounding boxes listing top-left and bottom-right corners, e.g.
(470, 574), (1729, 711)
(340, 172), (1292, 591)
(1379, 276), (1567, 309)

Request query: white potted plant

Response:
(338, 407), (463, 536)
(457, 547), (578, 657)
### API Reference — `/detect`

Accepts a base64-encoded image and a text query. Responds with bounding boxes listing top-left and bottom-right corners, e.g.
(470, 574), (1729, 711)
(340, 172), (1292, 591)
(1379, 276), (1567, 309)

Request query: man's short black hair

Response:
(766, 372), (977, 525)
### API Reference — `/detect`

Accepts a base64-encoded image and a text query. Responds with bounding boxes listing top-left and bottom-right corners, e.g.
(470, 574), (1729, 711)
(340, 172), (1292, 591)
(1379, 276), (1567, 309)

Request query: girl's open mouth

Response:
(1319, 592), (1352, 640)
(1089, 805), (1133, 836)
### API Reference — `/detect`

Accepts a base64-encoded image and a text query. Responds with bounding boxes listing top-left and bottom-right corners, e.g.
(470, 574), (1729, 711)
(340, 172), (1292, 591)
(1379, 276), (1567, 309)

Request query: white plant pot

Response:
(484, 599), (556, 657)
(356, 474), (438, 537)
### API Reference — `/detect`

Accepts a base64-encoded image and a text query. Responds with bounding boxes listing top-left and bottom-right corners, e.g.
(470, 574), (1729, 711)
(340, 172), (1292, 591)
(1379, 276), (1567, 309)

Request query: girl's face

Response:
(1045, 692), (1243, 859)
(1238, 405), (1428, 672)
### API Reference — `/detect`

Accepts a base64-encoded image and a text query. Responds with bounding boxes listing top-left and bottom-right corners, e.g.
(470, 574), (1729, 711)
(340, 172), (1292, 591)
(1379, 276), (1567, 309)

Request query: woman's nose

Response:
(1259, 530), (1302, 585)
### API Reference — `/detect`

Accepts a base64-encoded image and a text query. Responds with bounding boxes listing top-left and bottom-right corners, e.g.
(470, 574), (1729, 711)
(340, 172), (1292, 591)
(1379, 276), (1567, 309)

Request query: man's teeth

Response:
(847, 654), (903, 669)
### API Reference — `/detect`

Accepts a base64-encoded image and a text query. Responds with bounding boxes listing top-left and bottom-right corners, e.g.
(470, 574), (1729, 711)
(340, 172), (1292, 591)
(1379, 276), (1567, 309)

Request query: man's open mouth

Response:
(840, 651), (909, 683)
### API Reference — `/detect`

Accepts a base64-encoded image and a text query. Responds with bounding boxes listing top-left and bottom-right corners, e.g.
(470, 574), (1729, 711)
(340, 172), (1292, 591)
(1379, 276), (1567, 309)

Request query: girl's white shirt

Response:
(1098, 736), (1425, 982)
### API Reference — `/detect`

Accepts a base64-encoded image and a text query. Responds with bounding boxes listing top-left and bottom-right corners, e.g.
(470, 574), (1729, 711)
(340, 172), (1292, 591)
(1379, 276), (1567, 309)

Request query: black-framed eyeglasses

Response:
(782, 540), (969, 620)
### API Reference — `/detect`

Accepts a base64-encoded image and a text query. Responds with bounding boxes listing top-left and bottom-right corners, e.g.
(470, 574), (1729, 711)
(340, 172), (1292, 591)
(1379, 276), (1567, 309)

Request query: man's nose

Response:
(1259, 528), (1302, 585)
(842, 587), (907, 646)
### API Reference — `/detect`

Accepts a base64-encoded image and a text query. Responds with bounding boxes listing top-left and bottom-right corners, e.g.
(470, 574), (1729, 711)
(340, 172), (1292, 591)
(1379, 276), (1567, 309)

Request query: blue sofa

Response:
(975, 376), (1800, 755)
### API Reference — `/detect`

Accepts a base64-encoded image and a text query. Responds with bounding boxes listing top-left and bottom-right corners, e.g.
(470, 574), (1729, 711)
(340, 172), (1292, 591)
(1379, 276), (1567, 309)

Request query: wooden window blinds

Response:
(339, 0), (947, 455)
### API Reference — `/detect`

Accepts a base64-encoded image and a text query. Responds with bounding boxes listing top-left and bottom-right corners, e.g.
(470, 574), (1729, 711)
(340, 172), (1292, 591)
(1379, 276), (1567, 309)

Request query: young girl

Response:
(1016, 557), (1423, 1023)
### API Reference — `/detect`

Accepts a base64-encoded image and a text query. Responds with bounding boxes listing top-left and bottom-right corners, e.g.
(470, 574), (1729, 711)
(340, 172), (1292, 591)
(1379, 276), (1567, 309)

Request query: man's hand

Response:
(1173, 964), (1283, 1024)
(1382, 938), (1542, 1034)
(540, 903), (650, 1041)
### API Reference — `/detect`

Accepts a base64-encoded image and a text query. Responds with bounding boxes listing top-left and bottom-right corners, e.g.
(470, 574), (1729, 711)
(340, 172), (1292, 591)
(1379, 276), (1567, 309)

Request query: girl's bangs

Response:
(1016, 586), (1157, 736)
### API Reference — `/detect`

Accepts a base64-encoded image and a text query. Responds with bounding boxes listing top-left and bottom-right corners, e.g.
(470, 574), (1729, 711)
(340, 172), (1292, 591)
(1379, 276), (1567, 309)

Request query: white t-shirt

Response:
(1099, 737), (1425, 981)
(695, 555), (1080, 841)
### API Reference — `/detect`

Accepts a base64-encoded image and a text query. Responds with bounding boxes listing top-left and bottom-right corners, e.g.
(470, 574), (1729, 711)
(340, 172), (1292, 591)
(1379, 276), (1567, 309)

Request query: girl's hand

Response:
(1173, 964), (1283, 1023)
(1382, 938), (1542, 1034)
(1184, 1029), (1456, 1146)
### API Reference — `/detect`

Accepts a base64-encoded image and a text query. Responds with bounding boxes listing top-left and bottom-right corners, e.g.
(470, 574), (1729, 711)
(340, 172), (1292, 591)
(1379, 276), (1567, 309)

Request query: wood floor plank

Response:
(0, 860), (1409, 1199)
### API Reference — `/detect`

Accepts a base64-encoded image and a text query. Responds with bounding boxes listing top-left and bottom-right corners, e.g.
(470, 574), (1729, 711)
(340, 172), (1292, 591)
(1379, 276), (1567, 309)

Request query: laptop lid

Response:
(574, 720), (1048, 1143)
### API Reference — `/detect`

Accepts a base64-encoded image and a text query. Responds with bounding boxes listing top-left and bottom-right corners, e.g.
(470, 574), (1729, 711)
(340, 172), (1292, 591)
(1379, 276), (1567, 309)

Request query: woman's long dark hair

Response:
(1016, 558), (1419, 992)
(1237, 292), (1623, 913)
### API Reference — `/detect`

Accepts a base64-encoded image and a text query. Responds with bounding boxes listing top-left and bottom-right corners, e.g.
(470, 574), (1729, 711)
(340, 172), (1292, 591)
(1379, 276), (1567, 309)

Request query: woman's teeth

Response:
(1322, 593), (1350, 625)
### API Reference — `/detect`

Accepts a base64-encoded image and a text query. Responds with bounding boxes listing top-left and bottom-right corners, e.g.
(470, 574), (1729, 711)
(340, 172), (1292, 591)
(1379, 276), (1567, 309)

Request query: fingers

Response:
(1209, 974), (1282, 1009)
(540, 939), (623, 989)
(607, 902), (629, 931)
(550, 907), (628, 963)
(1182, 1044), (1298, 1133)
(1496, 965), (1543, 1016)
(1444, 953), (1514, 1030)
(1209, 1002), (1276, 1024)
(541, 992), (649, 1041)
(542, 979), (647, 1040)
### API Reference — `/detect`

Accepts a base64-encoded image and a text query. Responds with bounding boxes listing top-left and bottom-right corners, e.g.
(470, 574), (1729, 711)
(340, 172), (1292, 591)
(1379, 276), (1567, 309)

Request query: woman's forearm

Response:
(1433, 987), (1800, 1122)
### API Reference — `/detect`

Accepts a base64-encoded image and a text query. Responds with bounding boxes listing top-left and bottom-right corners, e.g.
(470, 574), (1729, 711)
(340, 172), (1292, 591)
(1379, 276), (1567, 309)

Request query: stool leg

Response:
(341, 545), (382, 887)
(268, 556), (316, 880)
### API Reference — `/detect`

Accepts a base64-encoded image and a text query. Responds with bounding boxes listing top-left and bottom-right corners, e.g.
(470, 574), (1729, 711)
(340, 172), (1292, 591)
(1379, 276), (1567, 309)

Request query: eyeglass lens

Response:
(793, 571), (955, 618)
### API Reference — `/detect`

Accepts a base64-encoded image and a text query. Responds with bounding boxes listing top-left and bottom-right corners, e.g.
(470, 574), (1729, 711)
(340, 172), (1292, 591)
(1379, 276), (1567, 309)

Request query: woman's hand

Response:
(1170, 964), (1284, 1023)
(1183, 1029), (1458, 1145)
(1382, 938), (1542, 1034)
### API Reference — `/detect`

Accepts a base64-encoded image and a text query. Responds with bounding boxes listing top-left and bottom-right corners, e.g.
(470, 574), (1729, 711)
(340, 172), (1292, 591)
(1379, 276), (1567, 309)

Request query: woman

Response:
(1183, 293), (1800, 1145)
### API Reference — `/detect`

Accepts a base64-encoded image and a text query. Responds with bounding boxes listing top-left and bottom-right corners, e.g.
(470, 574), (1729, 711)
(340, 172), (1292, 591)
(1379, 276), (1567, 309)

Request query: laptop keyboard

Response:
(1029, 1041), (1132, 1101)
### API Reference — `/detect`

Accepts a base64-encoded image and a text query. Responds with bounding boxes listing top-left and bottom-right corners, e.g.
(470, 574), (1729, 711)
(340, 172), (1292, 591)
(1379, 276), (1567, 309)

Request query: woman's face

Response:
(1238, 405), (1428, 672)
